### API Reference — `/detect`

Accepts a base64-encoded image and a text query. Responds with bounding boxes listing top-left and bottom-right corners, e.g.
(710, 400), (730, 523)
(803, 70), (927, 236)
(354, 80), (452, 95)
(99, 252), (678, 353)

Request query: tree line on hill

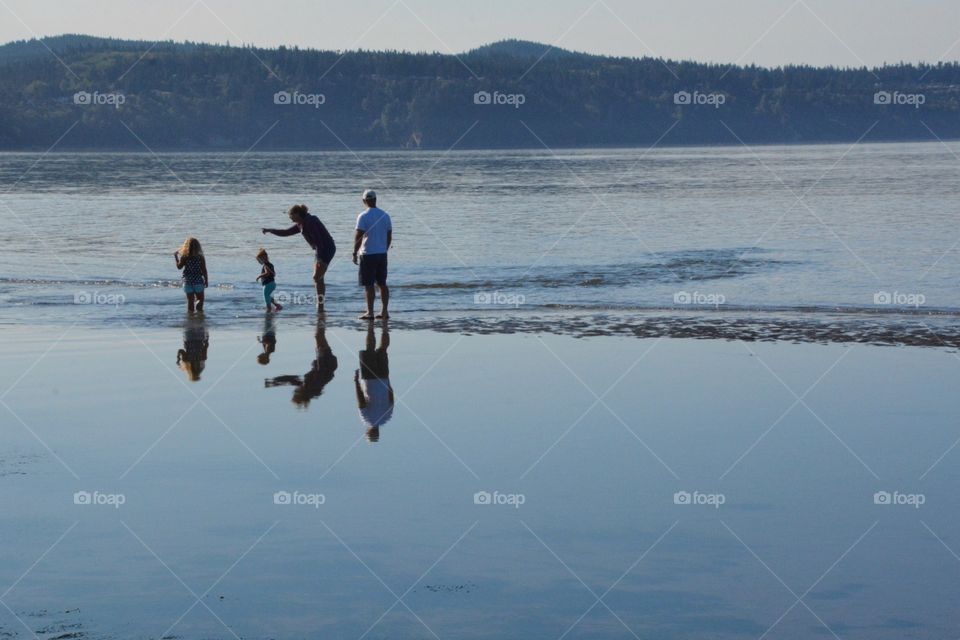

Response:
(1, 36), (959, 150)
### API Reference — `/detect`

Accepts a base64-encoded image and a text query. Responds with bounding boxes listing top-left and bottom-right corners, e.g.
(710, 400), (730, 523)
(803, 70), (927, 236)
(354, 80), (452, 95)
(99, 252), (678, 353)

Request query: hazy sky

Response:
(2, 0), (959, 67)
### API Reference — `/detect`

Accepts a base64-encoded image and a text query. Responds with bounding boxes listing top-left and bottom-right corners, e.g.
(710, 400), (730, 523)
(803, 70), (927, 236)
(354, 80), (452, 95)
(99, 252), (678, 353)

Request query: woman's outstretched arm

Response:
(262, 224), (301, 237)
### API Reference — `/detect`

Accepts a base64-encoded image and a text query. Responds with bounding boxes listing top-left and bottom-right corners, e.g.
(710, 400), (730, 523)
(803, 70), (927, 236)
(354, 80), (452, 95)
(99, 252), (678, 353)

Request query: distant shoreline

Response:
(0, 137), (953, 154)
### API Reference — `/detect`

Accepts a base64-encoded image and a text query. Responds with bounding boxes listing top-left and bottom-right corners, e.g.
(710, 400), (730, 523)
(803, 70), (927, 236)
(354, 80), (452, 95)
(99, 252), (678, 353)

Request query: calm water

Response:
(2, 144), (960, 638)
(0, 142), (957, 326)
(1, 325), (959, 639)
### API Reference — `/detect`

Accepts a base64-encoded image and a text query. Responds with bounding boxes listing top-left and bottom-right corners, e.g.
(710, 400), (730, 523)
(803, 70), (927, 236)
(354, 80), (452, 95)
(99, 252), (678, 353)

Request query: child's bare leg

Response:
(187, 293), (196, 314)
(196, 292), (205, 312)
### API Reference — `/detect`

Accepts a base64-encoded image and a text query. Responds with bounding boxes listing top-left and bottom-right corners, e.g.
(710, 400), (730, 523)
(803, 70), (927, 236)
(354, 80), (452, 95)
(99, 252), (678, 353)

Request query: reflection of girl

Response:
(177, 324), (209, 381)
(257, 316), (277, 366)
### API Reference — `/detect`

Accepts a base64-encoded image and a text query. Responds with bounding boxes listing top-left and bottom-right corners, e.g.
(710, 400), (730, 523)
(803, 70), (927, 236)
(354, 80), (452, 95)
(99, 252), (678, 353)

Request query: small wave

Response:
(397, 249), (794, 291)
(0, 277), (233, 289)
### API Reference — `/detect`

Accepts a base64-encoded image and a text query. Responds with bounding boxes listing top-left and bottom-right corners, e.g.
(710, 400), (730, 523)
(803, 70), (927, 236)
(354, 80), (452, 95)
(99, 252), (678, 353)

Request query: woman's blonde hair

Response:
(179, 237), (203, 257)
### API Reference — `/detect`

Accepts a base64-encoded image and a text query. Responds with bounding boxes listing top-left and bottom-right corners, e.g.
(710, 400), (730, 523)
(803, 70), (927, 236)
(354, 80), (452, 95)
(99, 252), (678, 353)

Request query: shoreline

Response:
(4, 306), (960, 349)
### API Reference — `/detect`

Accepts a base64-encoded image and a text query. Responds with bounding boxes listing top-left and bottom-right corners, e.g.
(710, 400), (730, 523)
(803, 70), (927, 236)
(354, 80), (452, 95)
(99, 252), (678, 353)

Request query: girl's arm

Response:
(262, 224), (301, 237)
(174, 252), (184, 269)
(200, 257), (209, 286)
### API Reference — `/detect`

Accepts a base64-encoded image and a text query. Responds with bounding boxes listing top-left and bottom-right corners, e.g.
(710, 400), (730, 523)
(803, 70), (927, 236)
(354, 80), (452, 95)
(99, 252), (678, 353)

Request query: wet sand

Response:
(1, 321), (958, 639)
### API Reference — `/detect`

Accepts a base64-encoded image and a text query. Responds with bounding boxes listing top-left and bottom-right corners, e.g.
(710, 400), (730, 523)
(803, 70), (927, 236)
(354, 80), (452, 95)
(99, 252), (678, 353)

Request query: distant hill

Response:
(0, 34), (209, 63)
(465, 39), (584, 60)
(1, 34), (959, 150)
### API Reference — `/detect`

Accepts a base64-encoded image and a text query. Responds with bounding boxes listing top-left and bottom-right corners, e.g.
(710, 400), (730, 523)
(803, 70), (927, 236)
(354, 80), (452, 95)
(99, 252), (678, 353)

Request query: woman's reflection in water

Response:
(176, 318), (209, 382)
(265, 318), (338, 408)
(355, 322), (394, 443)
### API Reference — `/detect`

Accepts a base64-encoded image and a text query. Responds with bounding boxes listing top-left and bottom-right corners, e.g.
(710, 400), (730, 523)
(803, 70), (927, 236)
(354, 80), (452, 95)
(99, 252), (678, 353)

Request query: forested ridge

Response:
(1, 35), (958, 150)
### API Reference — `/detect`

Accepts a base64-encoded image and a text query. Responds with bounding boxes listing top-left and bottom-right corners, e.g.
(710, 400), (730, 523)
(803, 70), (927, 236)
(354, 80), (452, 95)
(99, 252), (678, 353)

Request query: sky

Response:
(1, 0), (959, 68)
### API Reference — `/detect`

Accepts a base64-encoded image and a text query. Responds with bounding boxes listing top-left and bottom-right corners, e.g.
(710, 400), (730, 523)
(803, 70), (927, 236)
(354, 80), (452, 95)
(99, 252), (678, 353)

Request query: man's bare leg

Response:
(376, 285), (389, 319)
(360, 286), (375, 320)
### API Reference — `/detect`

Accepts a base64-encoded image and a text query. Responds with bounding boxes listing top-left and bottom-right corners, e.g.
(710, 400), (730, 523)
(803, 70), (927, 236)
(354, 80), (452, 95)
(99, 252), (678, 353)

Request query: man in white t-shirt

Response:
(352, 189), (393, 320)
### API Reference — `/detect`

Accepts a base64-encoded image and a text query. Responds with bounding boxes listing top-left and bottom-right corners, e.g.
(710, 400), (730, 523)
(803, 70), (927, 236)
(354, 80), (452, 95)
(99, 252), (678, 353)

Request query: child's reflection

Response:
(265, 318), (338, 408)
(257, 315), (277, 366)
(176, 319), (209, 382)
(355, 322), (394, 442)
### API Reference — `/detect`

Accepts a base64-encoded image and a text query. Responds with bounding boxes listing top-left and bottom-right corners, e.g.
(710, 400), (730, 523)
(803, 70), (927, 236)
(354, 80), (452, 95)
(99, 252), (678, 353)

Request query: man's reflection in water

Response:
(265, 318), (337, 408)
(176, 318), (209, 382)
(257, 315), (277, 366)
(355, 322), (394, 442)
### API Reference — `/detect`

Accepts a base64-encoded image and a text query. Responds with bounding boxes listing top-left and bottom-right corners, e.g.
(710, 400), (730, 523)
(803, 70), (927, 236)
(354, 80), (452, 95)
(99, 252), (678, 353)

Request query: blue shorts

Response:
(183, 283), (205, 295)
(262, 281), (277, 305)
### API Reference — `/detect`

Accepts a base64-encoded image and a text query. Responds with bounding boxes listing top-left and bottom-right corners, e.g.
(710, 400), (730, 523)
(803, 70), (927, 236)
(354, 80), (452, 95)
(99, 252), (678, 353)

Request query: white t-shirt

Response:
(355, 207), (392, 255)
(359, 378), (394, 427)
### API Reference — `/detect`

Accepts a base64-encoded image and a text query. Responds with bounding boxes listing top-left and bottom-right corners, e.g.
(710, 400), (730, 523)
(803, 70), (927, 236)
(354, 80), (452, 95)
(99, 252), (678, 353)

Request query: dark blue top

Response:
(182, 255), (205, 286)
(272, 214), (336, 263)
(259, 260), (276, 285)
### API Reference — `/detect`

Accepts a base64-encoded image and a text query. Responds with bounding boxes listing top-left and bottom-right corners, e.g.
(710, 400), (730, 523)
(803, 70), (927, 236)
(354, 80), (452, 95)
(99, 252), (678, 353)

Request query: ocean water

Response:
(3, 143), (960, 639)
(0, 142), (957, 328)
